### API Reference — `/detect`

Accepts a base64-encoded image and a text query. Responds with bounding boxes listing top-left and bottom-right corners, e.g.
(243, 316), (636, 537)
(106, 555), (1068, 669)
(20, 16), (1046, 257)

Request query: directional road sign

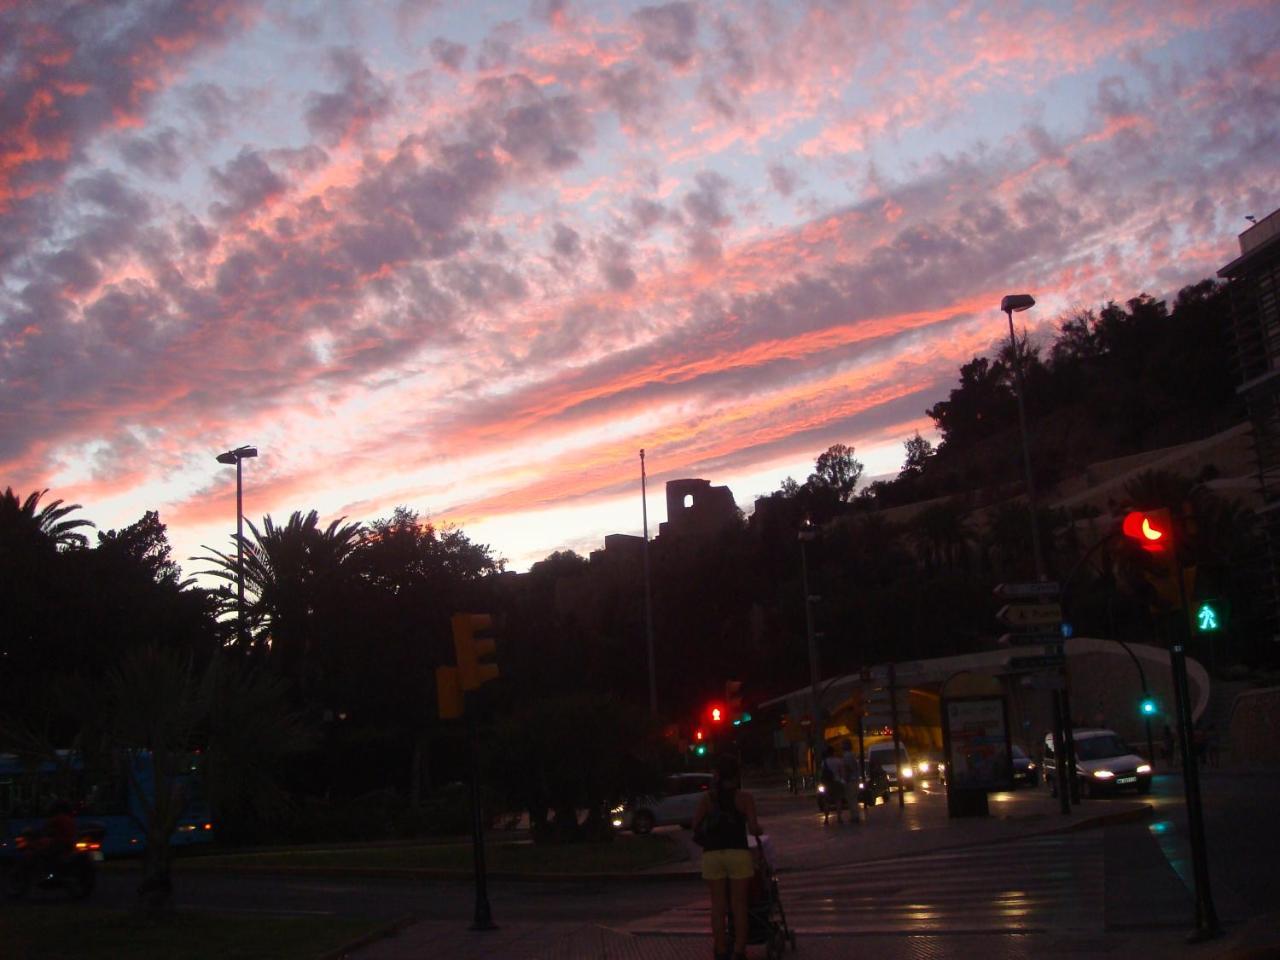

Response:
(993, 581), (1061, 601)
(1009, 654), (1066, 670)
(998, 631), (1066, 647)
(997, 603), (1063, 628)
(1026, 673), (1067, 690)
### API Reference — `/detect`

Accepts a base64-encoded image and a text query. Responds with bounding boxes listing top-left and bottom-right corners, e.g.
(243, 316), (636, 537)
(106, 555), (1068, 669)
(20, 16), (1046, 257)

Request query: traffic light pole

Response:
(466, 700), (496, 932)
(1171, 570), (1220, 941)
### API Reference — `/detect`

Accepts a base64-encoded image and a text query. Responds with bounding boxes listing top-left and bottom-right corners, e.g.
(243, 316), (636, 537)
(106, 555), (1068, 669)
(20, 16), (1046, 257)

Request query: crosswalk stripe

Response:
(624, 834), (1105, 937)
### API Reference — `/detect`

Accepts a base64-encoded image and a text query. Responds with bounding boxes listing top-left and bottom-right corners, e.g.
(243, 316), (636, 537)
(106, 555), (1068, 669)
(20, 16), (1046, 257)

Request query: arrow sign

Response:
(1009, 654), (1066, 670)
(994, 581), (1061, 601)
(998, 632), (1065, 647)
(997, 603), (1062, 628)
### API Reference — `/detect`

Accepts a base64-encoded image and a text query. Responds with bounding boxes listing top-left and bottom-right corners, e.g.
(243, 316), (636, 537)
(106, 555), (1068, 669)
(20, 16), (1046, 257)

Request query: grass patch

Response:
(0, 905), (377, 960)
(182, 832), (687, 875)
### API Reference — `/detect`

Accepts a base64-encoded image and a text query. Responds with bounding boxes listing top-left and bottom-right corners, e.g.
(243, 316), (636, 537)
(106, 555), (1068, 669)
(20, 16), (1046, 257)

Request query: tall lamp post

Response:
(640, 449), (657, 716)
(799, 520), (821, 774)
(1001, 293), (1078, 810)
(216, 445), (258, 646)
(1001, 294), (1045, 580)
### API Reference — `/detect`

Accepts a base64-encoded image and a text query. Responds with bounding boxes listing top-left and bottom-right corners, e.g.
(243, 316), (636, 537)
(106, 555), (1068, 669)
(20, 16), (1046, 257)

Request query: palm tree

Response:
(910, 500), (973, 573)
(0, 488), (95, 552)
(106, 646), (313, 912)
(197, 510), (365, 685)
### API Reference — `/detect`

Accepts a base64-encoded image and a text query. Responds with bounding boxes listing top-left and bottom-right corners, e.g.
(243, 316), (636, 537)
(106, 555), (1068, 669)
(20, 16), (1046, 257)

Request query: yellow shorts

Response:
(701, 848), (753, 881)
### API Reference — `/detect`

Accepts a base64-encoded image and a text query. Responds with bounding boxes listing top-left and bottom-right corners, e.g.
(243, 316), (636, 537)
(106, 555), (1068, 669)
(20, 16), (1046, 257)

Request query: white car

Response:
(1043, 728), (1152, 798)
(612, 773), (712, 834)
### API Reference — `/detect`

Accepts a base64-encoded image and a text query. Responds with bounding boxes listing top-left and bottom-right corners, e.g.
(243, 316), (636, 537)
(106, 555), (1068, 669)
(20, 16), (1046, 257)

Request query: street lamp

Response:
(799, 520), (821, 776)
(1000, 294), (1045, 580)
(1001, 293), (1080, 810)
(215, 444), (257, 646)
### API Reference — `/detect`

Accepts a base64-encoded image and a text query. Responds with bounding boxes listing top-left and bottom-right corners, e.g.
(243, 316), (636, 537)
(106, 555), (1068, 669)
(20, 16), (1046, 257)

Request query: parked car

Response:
(611, 773), (712, 833)
(866, 743), (914, 792)
(1011, 744), (1039, 787)
(1043, 728), (1151, 798)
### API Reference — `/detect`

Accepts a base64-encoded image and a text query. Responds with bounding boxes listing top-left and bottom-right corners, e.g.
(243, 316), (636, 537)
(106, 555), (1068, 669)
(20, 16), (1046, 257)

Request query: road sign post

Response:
(993, 583), (1071, 814)
(994, 581), (1062, 601)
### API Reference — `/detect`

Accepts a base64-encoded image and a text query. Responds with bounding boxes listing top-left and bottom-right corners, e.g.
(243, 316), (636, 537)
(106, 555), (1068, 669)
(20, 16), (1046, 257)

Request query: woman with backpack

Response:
(693, 755), (761, 960)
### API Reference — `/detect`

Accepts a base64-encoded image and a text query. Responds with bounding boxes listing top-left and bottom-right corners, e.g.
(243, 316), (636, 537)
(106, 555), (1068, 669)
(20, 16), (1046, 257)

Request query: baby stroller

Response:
(727, 835), (796, 958)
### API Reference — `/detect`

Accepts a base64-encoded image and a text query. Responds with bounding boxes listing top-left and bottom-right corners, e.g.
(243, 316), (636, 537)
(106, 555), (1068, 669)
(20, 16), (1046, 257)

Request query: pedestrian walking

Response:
(693, 755), (761, 960)
(820, 745), (845, 823)
(840, 739), (860, 821)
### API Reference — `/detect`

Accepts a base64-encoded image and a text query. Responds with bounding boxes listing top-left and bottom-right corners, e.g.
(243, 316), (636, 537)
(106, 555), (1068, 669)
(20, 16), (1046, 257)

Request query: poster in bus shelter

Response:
(942, 696), (1013, 791)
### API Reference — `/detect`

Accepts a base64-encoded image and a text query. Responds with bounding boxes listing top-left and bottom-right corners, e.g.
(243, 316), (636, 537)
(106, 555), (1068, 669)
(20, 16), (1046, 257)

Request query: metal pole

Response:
(640, 450), (657, 715)
(236, 455), (246, 648)
(467, 703), (496, 931)
(1052, 690), (1070, 814)
(1172, 557), (1220, 941)
(889, 662), (904, 809)
(1112, 639), (1158, 771)
(800, 532), (821, 765)
(1006, 306), (1079, 807)
(1005, 308), (1045, 581)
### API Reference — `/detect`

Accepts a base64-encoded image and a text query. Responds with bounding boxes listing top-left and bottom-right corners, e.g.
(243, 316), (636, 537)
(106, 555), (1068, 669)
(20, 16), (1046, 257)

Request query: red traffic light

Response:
(695, 729), (704, 741)
(711, 706), (723, 723)
(1122, 509), (1173, 552)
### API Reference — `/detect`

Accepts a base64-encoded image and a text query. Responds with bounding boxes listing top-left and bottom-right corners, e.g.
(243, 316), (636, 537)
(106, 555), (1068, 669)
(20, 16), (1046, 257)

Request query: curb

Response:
(317, 912), (420, 960)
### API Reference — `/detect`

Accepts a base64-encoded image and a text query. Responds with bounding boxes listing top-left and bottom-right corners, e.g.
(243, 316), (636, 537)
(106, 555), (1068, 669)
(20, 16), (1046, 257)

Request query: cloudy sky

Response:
(2, 0), (1277, 573)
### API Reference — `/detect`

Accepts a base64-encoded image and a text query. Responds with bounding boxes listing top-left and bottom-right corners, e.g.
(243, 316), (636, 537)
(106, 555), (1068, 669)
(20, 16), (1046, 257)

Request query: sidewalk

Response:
(333, 783), (1280, 959)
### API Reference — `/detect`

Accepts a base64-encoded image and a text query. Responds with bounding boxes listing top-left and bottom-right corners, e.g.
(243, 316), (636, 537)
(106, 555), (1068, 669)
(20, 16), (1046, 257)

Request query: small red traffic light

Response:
(695, 729), (704, 741)
(1122, 509), (1172, 552)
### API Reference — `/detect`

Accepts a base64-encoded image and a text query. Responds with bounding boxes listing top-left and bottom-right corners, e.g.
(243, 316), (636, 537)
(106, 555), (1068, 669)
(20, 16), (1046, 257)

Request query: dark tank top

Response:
(702, 785), (748, 851)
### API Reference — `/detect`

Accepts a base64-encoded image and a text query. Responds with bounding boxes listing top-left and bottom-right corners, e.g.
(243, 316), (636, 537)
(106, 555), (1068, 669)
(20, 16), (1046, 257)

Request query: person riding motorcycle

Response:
(42, 799), (77, 861)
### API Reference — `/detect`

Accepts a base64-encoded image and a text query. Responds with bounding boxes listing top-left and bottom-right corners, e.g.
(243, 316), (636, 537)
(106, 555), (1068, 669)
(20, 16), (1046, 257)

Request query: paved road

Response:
(59, 767), (1280, 959)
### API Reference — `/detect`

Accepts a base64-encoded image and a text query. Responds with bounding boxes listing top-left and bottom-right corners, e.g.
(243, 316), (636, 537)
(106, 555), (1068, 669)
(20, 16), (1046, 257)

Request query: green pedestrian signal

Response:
(1195, 601), (1222, 633)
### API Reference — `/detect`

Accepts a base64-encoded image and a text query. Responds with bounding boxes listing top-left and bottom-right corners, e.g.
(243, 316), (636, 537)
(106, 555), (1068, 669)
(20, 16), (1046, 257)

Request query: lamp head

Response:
(216, 445), (258, 464)
(1000, 294), (1035, 313)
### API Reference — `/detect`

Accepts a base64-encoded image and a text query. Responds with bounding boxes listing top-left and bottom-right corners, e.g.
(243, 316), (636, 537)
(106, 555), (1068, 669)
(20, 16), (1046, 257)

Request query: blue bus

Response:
(0, 750), (214, 859)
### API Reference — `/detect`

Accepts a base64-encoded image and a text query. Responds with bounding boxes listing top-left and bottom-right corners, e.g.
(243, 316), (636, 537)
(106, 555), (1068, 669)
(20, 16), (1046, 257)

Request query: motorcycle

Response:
(5, 823), (103, 900)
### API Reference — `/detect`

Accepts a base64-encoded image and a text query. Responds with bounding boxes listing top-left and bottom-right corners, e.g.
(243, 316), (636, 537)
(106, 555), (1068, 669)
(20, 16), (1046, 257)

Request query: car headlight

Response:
(902, 767), (913, 777)
(1092, 770), (1115, 779)
(917, 761), (931, 773)
(817, 783), (826, 793)
(611, 818), (623, 828)
(1027, 762), (1037, 770)
(1136, 764), (1151, 774)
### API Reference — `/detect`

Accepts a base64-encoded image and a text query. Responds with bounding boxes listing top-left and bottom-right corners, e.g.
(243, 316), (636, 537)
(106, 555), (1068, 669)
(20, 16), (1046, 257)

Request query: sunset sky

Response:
(2, 0), (1277, 574)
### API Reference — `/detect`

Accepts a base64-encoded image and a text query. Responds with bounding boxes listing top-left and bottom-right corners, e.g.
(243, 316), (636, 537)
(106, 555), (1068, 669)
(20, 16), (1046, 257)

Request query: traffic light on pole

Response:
(1195, 600), (1225, 633)
(452, 613), (499, 690)
(725, 680), (743, 721)
(1122, 508), (1174, 553)
(1140, 696), (1158, 717)
(436, 665), (464, 719)
(1121, 509), (1192, 611)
